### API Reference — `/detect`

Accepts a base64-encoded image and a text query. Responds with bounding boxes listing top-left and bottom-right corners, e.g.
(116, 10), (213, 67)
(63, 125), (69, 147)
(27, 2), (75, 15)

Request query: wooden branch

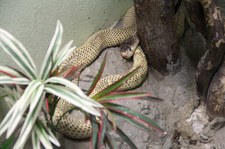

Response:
(133, 0), (181, 75)
(207, 57), (225, 118)
(195, 0), (225, 101)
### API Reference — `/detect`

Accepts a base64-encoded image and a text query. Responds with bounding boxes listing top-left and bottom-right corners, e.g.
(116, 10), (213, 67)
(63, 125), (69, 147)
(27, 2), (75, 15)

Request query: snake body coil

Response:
(53, 6), (148, 139)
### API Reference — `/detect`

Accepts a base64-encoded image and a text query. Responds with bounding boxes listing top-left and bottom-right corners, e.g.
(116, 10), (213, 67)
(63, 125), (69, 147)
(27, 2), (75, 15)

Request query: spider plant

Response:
(61, 55), (167, 149)
(0, 21), (102, 149)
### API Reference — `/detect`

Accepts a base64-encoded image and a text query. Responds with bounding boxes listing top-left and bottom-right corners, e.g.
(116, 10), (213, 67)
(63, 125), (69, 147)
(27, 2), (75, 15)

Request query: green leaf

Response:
(92, 67), (138, 100)
(87, 54), (107, 96)
(105, 132), (118, 149)
(44, 84), (100, 116)
(0, 85), (24, 132)
(49, 96), (59, 120)
(52, 21), (63, 61)
(40, 21), (63, 80)
(0, 29), (37, 79)
(107, 103), (165, 134)
(62, 65), (80, 81)
(7, 66), (29, 78)
(0, 76), (30, 85)
(34, 122), (54, 149)
(99, 91), (163, 103)
(0, 92), (7, 100)
(116, 127), (137, 149)
(103, 117), (118, 149)
(97, 111), (107, 148)
(0, 66), (22, 77)
(4, 94), (19, 108)
(6, 80), (42, 138)
(0, 136), (14, 149)
(57, 46), (76, 67)
(45, 77), (102, 107)
(35, 119), (60, 147)
(32, 131), (41, 149)
(45, 127), (60, 147)
(110, 110), (151, 133)
(0, 29), (36, 70)
(90, 116), (99, 149)
(14, 86), (44, 148)
(0, 103), (18, 136)
(0, 86), (8, 100)
(8, 85), (23, 103)
(52, 41), (75, 71)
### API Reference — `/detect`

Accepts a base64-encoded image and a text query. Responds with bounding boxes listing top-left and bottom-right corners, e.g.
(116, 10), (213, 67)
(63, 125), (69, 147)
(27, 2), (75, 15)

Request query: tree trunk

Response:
(133, 0), (181, 75)
(207, 57), (225, 118)
(183, 0), (206, 37)
(195, 0), (225, 103)
(133, 0), (225, 118)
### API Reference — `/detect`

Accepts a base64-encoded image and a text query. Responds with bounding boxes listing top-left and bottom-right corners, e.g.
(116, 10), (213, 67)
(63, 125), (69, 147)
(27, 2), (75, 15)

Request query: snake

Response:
(51, 6), (149, 139)
(52, 0), (188, 138)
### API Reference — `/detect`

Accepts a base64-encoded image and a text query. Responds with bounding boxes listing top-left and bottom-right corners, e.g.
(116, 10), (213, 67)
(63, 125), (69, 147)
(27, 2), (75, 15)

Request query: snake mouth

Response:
(120, 35), (139, 59)
(121, 50), (133, 59)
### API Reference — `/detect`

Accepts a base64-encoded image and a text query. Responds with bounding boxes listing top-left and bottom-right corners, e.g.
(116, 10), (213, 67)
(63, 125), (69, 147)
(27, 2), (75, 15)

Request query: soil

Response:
(55, 43), (225, 149)
(57, 2), (225, 148)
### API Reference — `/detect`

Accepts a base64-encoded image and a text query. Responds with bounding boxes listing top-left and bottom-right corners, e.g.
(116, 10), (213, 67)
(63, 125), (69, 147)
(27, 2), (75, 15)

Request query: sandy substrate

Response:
(55, 45), (225, 149)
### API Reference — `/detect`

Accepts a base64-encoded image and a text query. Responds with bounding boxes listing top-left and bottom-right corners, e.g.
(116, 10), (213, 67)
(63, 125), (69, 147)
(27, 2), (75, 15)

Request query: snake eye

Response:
(128, 47), (131, 51)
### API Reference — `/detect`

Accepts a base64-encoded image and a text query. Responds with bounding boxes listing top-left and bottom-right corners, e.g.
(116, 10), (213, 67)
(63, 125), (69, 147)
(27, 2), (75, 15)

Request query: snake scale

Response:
(52, 1), (187, 138)
(52, 6), (148, 139)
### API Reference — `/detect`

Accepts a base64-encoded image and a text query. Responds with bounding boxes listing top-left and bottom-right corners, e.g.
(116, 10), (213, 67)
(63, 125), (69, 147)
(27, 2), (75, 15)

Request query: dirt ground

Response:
(2, 15), (225, 149)
(55, 41), (225, 149)
(53, 2), (225, 148)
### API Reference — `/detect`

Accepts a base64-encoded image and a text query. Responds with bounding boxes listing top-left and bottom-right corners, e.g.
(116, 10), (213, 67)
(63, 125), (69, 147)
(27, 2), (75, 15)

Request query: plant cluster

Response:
(0, 21), (166, 149)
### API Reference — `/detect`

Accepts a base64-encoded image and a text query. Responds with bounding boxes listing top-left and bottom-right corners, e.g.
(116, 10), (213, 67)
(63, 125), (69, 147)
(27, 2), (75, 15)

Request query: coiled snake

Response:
(52, 6), (148, 139)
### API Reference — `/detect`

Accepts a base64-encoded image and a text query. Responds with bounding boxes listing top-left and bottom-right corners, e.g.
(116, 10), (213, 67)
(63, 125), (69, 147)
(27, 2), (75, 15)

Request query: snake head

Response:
(120, 35), (139, 59)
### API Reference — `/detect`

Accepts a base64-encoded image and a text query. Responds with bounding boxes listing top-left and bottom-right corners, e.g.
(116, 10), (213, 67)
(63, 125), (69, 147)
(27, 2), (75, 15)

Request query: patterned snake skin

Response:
(52, 6), (148, 139)
(52, 2), (187, 139)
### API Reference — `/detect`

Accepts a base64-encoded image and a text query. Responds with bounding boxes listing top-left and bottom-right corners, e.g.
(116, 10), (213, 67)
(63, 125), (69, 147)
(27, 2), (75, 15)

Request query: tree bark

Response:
(133, 0), (181, 75)
(207, 57), (225, 118)
(133, 0), (225, 118)
(183, 0), (206, 37)
(195, 0), (225, 103)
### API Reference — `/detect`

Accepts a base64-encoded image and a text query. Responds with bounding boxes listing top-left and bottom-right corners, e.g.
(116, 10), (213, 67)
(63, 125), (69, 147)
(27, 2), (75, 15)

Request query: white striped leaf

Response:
(34, 120), (60, 147)
(32, 131), (41, 149)
(52, 40), (74, 71)
(0, 32), (36, 79)
(40, 21), (63, 80)
(37, 121), (60, 147)
(44, 84), (100, 116)
(52, 21), (63, 61)
(45, 127), (60, 147)
(6, 80), (42, 137)
(57, 46), (76, 66)
(15, 86), (44, 148)
(45, 77), (102, 107)
(0, 29), (36, 71)
(0, 66), (23, 77)
(0, 86), (20, 107)
(34, 123), (53, 149)
(0, 102), (19, 136)
(0, 76), (30, 85)
(4, 96), (16, 108)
